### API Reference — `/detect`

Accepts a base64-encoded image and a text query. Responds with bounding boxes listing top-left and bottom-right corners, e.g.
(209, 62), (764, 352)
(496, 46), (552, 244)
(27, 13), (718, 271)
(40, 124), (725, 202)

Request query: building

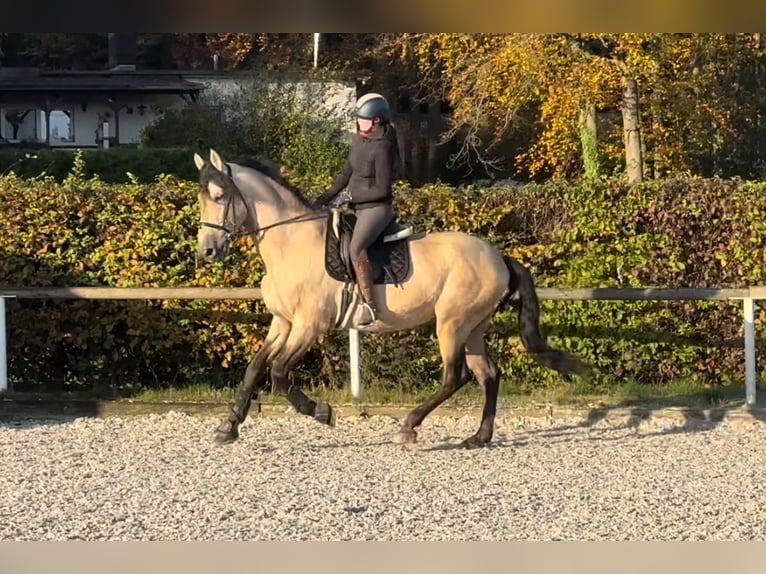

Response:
(0, 34), (358, 149)
(0, 67), (203, 148)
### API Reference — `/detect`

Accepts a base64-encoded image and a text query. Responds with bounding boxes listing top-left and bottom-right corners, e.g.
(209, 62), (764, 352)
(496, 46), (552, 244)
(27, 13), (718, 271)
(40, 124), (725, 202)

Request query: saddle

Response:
(324, 208), (413, 286)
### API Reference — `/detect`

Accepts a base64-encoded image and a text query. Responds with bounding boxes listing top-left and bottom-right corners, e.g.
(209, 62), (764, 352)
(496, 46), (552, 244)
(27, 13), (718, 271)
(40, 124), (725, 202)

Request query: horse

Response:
(194, 148), (590, 449)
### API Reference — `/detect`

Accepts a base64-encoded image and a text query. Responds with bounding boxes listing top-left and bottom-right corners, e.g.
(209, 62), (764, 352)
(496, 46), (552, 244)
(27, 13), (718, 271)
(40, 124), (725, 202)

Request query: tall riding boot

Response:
(351, 249), (378, 326)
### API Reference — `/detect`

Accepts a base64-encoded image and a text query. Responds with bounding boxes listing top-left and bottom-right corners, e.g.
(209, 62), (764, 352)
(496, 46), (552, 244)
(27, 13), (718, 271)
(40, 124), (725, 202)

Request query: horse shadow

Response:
(420, 441), (515, 452)
(506, 389), (766, 443)
(0, 399), (102, 430)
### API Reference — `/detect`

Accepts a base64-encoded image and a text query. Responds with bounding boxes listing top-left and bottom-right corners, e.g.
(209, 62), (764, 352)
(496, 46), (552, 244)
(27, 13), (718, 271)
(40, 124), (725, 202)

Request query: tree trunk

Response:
(646, 59), (663, 180)
(426, 100), (442, 181)
(621, 76), (643, 184)
(579, 102), (599, 179)
(410, 114), (425, 184)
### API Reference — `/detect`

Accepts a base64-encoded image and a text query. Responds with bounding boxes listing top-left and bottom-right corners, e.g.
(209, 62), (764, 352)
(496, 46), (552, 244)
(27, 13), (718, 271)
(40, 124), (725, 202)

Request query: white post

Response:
(102, 121), (110, 149)
(744, 297), (757, 407)
(349, 328), (361, 400)
(0, 298), (7, 393)
(313, 33), (320, 68)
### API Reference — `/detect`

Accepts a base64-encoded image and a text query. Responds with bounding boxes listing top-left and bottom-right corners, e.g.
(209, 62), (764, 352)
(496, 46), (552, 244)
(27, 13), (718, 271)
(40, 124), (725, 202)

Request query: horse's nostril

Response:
(205, 247), (215, 257)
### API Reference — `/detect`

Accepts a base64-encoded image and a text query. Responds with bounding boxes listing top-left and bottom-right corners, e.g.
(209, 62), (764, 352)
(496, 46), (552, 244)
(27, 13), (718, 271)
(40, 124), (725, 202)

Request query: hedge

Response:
(2, 170), (766, 396)
(0, 147), (198, 184)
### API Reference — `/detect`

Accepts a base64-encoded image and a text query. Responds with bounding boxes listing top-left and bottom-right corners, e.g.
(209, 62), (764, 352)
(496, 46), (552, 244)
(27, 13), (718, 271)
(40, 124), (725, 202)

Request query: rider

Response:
(313, 92), (399, 327)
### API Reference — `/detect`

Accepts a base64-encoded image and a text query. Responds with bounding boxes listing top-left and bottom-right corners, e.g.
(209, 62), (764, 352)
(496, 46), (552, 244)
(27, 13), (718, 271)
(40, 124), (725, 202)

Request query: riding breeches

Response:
(349, 203), (394, 261)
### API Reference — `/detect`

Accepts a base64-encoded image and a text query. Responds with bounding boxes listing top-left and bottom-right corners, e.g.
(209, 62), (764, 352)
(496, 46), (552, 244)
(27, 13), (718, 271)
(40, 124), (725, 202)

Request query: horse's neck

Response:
(231, 165), (324, 278)
(244, 195), (322, 277)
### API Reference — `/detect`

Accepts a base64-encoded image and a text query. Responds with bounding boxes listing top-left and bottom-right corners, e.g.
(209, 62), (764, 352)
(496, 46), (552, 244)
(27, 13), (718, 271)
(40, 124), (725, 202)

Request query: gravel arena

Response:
(2, 406), (766, 541)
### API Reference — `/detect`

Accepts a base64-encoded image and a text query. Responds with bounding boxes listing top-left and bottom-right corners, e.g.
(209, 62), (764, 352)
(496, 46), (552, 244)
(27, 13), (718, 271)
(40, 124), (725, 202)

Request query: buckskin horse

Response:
(194, 149), (589, 449)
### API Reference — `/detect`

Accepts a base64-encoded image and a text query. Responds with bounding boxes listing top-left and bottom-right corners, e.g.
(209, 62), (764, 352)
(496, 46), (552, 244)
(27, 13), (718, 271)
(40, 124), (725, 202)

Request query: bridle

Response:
(199, 163), (327, 246)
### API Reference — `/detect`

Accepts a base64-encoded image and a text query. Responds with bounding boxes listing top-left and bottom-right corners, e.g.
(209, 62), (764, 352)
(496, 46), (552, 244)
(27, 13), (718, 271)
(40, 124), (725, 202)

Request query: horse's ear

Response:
(193, 152), (205, 171)
(209, 149), (226, 173)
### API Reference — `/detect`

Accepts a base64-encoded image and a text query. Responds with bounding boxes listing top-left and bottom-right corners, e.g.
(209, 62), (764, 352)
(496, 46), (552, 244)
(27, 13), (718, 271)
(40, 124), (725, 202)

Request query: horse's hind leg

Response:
(214, 315), (290, 444)
(395, 320), (471, 445)
(461, 321), (499, 449)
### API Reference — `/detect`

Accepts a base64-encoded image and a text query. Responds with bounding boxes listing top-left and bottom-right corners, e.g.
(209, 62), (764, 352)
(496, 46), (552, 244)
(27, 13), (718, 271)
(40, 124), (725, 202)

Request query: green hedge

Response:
(0, 147), (198, 183)
(2, 171), (766, 395)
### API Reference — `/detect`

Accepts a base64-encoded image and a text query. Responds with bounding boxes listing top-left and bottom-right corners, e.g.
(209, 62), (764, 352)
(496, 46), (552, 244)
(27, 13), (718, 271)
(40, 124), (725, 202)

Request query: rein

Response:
(199, 210), (327, 242)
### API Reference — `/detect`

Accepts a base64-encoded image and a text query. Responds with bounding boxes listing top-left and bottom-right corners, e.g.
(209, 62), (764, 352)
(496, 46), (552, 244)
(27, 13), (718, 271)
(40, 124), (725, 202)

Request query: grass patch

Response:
(114, 377), (753, 412)
(3, 376), (757, 413)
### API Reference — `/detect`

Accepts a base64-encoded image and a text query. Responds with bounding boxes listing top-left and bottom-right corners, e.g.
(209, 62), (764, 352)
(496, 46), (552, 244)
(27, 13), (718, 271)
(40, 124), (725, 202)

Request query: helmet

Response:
(354, 92), (390, 121)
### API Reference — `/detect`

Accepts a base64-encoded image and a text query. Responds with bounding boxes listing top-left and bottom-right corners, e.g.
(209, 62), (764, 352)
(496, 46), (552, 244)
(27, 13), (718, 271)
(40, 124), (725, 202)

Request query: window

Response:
(40, 109), (75, 144)
(1, 108), (37, 142)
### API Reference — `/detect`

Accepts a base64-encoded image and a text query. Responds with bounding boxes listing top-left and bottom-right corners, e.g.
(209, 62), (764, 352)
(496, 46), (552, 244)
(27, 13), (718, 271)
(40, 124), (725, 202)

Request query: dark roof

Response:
(0, 67), (203, 94)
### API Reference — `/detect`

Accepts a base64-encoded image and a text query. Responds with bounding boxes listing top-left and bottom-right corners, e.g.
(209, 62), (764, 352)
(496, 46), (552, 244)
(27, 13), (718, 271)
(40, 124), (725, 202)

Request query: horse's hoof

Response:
(461, 436), (489, 450)
(314, 402), (336, 427)
(214, 421), (239, 444)
(393, 429), (418, 444)
(214, 431), (238, 444)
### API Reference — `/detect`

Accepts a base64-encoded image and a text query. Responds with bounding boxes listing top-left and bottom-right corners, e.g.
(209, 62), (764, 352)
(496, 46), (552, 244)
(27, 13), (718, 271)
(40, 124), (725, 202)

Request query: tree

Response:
(639, 33), (766, 179)
(620, 77), (643, 183)
(167, 34), (257, 70)
(392, 33), (624, 179)
(18, 34), (108, 69)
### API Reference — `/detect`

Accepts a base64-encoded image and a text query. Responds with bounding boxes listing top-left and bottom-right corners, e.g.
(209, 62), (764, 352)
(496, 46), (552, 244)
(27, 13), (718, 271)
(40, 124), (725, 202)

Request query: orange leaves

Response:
(393, 33), (766, 180)
(398, 33), (622, 177)
(169, 33), (256, 70)
(204, 33), (255, 68)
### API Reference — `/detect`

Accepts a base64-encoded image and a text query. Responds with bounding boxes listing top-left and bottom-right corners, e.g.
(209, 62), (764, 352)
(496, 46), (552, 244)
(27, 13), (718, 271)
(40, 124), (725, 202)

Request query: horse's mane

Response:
(235, 157), (313, 208)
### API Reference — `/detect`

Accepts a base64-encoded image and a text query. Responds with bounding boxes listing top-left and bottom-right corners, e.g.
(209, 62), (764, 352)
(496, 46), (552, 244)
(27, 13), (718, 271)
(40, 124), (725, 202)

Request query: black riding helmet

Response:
(354, 92), (390, 122)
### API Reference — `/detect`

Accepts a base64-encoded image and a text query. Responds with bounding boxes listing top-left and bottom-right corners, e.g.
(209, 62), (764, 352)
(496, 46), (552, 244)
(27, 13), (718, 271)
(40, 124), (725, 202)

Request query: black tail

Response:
(503, 256), (591, 378)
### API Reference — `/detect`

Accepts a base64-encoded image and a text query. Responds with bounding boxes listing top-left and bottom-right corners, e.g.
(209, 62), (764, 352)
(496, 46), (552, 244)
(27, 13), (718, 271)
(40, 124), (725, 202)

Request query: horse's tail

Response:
(503, 256), (591, 378)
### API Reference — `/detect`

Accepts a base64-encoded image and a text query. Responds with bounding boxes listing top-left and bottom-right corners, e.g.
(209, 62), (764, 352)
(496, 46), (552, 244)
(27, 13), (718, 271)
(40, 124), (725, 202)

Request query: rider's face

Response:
(357, 118), (374, 133)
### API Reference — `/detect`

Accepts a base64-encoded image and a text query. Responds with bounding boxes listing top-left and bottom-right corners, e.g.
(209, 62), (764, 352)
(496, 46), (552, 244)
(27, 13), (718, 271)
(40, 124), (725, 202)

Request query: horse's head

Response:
(194, 149), (250, 263)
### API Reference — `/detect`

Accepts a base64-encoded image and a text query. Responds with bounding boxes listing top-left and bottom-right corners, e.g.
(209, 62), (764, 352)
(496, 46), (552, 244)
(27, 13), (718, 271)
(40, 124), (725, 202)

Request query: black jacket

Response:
(318, 123), (398, 210)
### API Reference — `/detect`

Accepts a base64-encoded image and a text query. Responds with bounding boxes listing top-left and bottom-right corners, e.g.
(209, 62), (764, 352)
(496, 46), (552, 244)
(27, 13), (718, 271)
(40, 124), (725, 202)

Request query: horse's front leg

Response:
(268, 320), (336, 426)
(214, 315), (290, 444)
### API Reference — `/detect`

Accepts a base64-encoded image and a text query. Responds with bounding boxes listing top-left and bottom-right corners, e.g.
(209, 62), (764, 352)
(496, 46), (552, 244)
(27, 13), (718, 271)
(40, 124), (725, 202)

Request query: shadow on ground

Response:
(509, 386), (766, 442)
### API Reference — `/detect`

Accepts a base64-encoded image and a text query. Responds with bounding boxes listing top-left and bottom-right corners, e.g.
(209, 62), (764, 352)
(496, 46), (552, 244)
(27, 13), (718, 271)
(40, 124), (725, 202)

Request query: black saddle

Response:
(323, 209), (413, 286)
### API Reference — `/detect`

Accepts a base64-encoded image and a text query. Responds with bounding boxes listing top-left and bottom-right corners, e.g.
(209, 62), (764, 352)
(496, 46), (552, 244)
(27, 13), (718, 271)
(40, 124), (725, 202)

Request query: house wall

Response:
(186, 75), (358, 133)
(75, 103), (108, 146)
(117, 94), (186, 144)
(2, 103), (97, 147)
(1, 75), (355, 149)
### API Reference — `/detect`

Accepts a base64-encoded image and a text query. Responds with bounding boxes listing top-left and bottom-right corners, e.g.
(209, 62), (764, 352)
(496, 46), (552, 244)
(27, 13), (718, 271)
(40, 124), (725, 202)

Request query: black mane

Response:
(235, 157), (313, 208)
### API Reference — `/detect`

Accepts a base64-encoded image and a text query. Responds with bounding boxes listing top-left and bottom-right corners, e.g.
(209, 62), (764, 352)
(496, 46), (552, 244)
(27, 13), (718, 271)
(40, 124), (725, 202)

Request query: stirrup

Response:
(358, 302), (378, 326)
(383, 224), (412, 243)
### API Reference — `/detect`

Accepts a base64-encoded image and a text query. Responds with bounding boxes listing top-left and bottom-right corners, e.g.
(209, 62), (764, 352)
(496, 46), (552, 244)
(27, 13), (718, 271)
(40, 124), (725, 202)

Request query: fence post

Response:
(744, 297), (757, 407)
(0, 297), (8, 392)
(349, 328), (361, 400)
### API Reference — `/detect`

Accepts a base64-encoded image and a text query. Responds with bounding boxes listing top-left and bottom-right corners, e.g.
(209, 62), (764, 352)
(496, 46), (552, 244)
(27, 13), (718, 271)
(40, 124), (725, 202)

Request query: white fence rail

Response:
(0, 286), (762, 405)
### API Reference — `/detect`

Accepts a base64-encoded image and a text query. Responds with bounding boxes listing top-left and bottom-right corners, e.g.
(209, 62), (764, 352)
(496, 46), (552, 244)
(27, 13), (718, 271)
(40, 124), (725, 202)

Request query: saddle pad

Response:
(323, 212), (411, 285)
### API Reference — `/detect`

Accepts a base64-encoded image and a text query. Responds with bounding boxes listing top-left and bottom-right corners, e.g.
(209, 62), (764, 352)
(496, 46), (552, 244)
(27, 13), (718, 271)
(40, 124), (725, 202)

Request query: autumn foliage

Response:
(391, 33), (766, 181)
(4, 33), (766, 183)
